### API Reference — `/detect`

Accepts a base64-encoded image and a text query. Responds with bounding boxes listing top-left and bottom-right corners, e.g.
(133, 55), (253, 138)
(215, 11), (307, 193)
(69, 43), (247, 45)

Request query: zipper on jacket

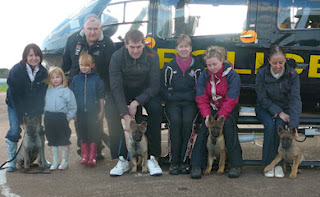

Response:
(84, 74), (87, 112)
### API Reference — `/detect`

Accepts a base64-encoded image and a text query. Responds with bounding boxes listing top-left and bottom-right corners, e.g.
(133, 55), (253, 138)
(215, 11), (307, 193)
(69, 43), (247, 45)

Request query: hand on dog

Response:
(128, 100), (139, 118)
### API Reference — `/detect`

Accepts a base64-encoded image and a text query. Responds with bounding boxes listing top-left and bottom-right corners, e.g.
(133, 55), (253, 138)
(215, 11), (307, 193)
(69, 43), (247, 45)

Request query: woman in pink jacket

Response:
(190, 46), (243, 179)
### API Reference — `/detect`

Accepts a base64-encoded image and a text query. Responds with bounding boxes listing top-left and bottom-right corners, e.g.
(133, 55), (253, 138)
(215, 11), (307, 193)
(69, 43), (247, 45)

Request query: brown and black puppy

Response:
(16, 116), (44, 171)
(264, 126), (303, 178)
(204, 115), (226, 175)
(124, 120), (148, 174)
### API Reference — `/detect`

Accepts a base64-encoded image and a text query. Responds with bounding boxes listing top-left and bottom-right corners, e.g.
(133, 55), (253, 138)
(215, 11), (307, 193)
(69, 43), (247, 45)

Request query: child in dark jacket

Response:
(71, 53), (105, 166)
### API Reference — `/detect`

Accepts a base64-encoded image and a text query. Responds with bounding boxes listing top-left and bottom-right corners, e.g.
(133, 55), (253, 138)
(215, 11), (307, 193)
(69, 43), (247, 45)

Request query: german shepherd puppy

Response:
(16, 116), (44, 170)
(124, 120), (148, 174)
(264, 126), (303, 178)
(204, 115), (226, 175)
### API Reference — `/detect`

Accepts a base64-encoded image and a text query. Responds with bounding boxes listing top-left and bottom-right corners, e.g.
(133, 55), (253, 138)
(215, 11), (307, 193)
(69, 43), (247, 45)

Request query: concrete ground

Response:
(0, 92), (320, 197)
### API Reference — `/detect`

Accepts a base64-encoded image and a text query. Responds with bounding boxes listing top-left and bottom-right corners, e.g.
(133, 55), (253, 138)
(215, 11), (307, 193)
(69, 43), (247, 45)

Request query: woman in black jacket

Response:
(5, 43), (49, 172)
(161, 34), (205, 175)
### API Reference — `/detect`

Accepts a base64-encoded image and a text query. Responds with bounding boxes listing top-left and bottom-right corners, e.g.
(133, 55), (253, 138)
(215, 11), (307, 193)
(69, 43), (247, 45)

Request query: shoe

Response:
(80, 144), (89, 165)
(169, 164), (180, 175)
(147, 156), (162, 176)
(275, 166), (284, 178)
(180, 163), (189, 174)
(110, 156), (131, 176)
(228, 167), (241, 178)
(50, 146), (59, 171)
(87, 143), (97, 166)
(6, 140), (17, 172)
(58, 146), (69, 170)
(264, 167), (275, 177)
(190, 166), (202, 179)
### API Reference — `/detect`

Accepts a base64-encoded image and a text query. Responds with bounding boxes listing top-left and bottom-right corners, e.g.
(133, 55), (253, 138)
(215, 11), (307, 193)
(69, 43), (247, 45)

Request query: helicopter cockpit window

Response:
(101, 0), (149, 42)
(278, 0), (320, 29)
(157, 0), (248, 38)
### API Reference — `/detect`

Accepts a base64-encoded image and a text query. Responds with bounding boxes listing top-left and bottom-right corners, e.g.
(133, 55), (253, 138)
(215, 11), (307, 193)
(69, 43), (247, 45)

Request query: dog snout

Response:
(281, 138), (292, 149)
(133, 132), (142, 142)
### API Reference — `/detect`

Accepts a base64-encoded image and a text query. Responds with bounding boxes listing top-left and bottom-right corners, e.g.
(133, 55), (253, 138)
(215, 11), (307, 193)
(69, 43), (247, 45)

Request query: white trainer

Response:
(110, 156), (131, 176)
(264, 167), (274, 178)
(275, 166), (284, 178)
(147, 155), (162, 176)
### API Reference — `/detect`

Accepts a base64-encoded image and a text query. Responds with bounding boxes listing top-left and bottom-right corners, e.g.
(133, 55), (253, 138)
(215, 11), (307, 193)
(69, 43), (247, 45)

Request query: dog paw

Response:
(204, 169), (211, 175)
(289, 173), (297, 179)
(130, 169), (137, 174)
(264, 166), (272, 173)
(141, 169), (148, 174)
(217, 168), (224, 175)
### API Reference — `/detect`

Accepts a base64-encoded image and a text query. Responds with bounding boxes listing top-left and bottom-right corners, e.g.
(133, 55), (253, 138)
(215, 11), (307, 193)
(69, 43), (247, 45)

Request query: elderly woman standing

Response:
(161, 34), (204, 175)
(190, 46), (243, 179)
(255, 46), (302, 178)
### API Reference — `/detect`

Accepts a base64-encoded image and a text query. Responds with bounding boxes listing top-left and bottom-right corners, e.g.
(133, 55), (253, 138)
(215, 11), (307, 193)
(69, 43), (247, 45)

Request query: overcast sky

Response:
(0, 0), (89, 69)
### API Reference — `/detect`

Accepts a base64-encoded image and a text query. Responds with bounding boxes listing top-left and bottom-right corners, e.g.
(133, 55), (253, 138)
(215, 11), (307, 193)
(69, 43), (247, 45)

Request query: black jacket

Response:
(109, 46), (160, 116)
(255, 61), (302, 127)
(6, 62), (48, 123)
(161, 56), (205, 103)
(62, 31), (116, 92)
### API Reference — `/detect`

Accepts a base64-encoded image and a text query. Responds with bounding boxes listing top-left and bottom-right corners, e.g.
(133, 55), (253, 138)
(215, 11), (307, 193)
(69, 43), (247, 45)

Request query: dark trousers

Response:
(256, 105), (285, 166)
(105, 94), (162, 159)
(165, 101), (198, 164)
(190, 105), (243, 168)
(77, 111), (99, 144)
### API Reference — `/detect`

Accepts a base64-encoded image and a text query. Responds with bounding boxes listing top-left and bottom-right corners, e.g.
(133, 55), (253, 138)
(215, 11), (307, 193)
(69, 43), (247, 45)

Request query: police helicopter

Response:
(42, 0), (320, 166)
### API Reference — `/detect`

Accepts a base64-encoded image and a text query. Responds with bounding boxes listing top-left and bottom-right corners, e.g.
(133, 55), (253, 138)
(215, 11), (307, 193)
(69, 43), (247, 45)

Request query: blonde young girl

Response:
(44, 67), (77, 170)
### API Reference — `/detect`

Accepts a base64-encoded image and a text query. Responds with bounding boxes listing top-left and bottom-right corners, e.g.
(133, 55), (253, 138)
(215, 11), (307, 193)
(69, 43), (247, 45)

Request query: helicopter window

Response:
(100, 0), (149, 42)
(278, 0), (320, 29)
(157, 0), (248, 38)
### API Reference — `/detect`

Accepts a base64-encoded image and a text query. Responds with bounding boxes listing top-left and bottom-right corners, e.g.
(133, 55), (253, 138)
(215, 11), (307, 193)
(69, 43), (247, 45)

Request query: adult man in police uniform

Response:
(108, 29), (162, 176)
(62, 14), (116, 160)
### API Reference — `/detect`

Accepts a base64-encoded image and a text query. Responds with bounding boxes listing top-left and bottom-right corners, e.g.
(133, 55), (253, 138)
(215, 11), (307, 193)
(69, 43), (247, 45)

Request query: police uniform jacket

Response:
(161, 55), (204, 103)
(62, 30), (116, 92)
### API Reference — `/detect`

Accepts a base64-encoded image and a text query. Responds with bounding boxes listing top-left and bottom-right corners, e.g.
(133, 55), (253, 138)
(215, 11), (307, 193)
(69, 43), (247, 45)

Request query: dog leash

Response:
(0, 137), (24, 170)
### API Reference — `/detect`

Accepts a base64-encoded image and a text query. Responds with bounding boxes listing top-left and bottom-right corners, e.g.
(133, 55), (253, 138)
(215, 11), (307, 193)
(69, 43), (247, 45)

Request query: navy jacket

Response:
(71, 71), (105, 113)
(6, 62), (48, 123)
(255, 62), (302, 127)
(62, 31), (116, 92)
(161, 55), (204, 103)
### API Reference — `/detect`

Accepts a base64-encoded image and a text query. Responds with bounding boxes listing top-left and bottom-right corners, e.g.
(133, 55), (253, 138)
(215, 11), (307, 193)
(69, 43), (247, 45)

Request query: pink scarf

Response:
(176, 55), (192, 75)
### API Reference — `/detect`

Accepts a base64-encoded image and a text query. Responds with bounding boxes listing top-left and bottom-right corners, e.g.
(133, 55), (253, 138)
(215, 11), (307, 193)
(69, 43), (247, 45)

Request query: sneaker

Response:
(147, 156), (162, 176)
(264, 167), (275, 178)
(275, 166), (284, 178)
(110, 156), (131, 176)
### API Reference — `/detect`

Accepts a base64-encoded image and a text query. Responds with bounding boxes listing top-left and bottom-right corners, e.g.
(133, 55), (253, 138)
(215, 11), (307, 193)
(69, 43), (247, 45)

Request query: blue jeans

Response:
(255, 105), (285, 166)
(5, 104), (22, 143)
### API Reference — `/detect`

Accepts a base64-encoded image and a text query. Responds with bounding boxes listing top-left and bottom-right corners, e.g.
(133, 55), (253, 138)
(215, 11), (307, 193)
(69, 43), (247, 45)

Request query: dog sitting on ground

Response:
(264, 126), (303, 178)
(204, 115), (226, 175)
(124, 120), (148, 174)
(16, 116), (44, 171)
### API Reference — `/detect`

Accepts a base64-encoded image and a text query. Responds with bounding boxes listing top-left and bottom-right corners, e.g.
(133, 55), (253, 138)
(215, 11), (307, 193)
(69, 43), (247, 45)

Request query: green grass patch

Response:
(0, 86), (8, 92)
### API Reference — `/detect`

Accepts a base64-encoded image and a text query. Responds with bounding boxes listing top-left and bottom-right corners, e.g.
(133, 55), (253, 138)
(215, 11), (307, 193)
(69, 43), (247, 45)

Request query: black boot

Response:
(169, 164), (180, 175)
(180, 163), (189, 174)
(190, 166), (202, 179)
(228, 167), (241, 178)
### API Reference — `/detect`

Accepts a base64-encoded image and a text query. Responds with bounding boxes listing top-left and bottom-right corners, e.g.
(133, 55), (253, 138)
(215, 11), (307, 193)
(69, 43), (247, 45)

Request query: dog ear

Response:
(289, 127), (297, 136)
(217, 115), (225, 123)
(130, 119), (136, 129)
(140, 121), (148, 131)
